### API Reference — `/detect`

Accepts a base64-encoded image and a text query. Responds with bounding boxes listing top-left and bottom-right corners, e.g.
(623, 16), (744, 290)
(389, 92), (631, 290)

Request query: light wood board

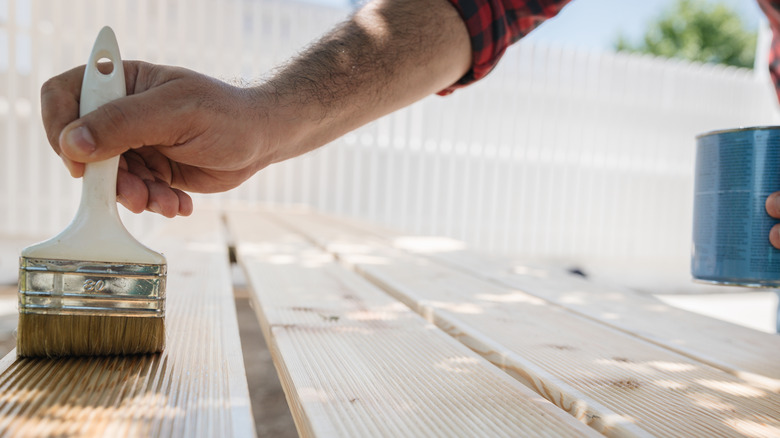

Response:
(0, 209), (255, 437)
(309, 210), (780, 392)
(270, 208), (780, 438)
(227, 208), (599, 438)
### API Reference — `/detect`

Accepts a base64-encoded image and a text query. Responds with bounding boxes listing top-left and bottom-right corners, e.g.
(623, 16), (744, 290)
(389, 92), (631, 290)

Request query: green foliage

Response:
(615, 0), (757, 68)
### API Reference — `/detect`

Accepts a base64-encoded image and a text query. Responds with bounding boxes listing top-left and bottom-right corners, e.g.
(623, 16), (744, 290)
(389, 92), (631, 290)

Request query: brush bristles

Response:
(16, 314), (165, 358)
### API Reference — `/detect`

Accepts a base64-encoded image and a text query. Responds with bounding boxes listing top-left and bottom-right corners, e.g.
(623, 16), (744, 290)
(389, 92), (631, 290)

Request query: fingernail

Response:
(63, 125), (96, 156)
(774, 195), (780, 213)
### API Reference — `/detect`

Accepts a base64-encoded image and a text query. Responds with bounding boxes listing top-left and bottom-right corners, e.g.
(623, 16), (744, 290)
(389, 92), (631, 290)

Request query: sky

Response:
(304, 0), (765, 52)
(523, 0), (763, 51)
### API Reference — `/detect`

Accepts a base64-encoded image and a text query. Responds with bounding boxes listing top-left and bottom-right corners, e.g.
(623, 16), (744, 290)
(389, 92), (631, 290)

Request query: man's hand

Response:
(766, 193), (780, 248)
(42, 62), (275, 217)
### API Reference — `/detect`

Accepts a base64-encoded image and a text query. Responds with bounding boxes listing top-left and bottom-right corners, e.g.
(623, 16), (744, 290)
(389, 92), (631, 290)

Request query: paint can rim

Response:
(696, 125), (780, 140)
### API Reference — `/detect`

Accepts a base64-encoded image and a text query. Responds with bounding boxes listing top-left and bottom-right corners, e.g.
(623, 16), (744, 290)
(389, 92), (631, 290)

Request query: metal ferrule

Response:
(18, 257), (166, 318)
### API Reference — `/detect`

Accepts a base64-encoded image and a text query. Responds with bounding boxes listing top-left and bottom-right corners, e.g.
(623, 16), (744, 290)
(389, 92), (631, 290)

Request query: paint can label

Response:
(692, 127), (780, 286)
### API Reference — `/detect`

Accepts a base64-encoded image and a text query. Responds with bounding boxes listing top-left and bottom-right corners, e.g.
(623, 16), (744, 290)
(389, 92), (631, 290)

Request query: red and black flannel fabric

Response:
(438, 0), (572, 95)
(758, 0), (780, 103)
(444, 0), (780, 105)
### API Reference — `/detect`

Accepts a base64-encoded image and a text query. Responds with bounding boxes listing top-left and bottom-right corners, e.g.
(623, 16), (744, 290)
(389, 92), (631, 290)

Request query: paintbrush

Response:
(16, 26), (166, 357)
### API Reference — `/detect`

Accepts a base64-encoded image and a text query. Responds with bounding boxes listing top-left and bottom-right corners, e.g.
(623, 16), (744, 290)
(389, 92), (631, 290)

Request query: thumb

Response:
(59, 123), (99, 159)
(59, 91), (186, 162)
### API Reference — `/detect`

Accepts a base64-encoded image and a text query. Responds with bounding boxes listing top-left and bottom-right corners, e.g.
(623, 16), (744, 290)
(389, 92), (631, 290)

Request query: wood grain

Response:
(227, 208), (599, 438)
(0, 209), (255, 437)
(308, 209), (780, 392)
(270, 208), (780, 438)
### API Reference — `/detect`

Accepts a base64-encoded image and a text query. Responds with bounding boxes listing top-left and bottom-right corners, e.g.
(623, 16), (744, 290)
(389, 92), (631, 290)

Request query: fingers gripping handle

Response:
(78, 26), (126, 220)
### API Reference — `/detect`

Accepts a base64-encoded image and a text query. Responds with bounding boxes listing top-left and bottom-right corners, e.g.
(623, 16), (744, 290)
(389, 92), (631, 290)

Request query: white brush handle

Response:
(75, 26), (126, 235)
(22, 27), (164, 264)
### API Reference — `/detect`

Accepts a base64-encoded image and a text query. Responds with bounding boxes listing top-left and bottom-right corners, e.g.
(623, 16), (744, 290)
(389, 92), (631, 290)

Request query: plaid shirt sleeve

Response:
(438, 0), (572, 95)
(758, 0), (780, 104)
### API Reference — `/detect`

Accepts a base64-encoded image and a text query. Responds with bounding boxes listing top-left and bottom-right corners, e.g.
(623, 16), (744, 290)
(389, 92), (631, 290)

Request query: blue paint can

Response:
(692, 126), (780, 286)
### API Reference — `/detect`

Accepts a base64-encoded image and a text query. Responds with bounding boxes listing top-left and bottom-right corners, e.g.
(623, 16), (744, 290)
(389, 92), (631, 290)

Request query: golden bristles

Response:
(17, 314), (164, 358)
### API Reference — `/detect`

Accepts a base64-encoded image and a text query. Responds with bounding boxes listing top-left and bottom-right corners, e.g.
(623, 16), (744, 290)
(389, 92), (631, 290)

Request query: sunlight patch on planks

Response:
(227, 208), (598, 438)
(269, 208), (780, 438)
(0, 210), (254, 437)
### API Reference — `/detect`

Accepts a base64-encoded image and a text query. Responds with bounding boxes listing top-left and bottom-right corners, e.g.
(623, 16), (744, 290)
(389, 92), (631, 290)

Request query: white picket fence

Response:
(1, 0), (778, 273)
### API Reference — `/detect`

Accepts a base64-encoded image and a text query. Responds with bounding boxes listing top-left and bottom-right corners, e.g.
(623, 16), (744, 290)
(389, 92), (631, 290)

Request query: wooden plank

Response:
(0, 209), (255, 437)
(308, 210), (780, 392)
(226, 208), (599, 438)
(270, 208), (780, 438)
(435, 251), (780, 389)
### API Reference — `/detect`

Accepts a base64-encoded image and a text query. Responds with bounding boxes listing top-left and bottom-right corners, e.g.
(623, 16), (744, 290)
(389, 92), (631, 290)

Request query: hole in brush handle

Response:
(96, 58), (114, 75)
(93, 49), (117, 76)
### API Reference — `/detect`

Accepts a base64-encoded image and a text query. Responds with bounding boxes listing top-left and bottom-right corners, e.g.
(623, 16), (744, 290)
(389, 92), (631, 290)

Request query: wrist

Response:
(248, 82), (340, 166)
(240, 85), (296, 169)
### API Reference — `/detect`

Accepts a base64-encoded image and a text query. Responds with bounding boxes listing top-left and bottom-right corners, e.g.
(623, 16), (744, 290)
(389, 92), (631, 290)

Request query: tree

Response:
(615, 0), (757, 69)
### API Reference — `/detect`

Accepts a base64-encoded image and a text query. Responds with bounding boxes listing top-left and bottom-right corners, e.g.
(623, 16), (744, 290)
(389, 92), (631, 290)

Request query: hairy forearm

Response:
(254, 0), (471, 163)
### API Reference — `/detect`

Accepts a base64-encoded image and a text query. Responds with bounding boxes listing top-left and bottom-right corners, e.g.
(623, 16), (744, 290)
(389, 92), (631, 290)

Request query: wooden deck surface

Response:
(1, 205), (778, 437)
(302, 210), (780, 390)
(257, 207), (780, 438)
(228, 209), (598, 437)
(0, 210), (254, 437)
